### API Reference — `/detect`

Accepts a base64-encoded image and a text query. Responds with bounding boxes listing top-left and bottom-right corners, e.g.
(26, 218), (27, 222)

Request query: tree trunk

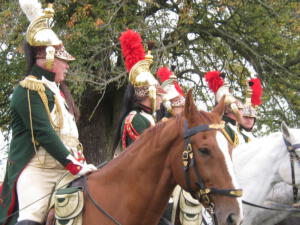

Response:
(78, 84), (125, 164)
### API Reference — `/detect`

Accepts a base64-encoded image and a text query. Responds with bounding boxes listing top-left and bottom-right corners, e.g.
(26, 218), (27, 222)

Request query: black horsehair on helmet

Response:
(113, 83), (138, 151)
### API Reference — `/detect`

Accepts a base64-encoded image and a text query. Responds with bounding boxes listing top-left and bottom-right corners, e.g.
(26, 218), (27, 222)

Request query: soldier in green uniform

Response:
(221, 101), (247, 147)
(113, 29), (164, 152)
(204, 70), (245, 147)
(0, 1), (96, 225)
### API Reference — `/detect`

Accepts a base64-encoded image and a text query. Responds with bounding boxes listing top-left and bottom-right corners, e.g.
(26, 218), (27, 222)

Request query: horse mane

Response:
(146, 110), (218, 138)
(110, 115), (181, 164)
(111, 109), (220, 164)
(130, 115), (181, 150)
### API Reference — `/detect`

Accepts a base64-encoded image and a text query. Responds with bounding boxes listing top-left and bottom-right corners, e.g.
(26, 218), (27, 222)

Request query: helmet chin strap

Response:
(45, 46), (55, 70)
(148, 85), (157, 114)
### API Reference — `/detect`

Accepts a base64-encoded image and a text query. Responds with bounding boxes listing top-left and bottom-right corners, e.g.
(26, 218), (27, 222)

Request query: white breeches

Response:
(16, 165), (66, 223)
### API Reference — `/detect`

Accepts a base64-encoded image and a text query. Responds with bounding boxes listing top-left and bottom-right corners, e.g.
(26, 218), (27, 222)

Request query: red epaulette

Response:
(122, 111), (140, 150)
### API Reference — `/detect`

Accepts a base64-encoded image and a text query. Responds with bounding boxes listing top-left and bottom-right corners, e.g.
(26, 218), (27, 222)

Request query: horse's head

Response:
(172, 90), (243, 225)
(279, 122), (300, 189)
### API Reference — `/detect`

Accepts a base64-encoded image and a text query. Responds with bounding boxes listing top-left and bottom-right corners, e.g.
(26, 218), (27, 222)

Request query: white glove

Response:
(66, 154), (97, 176)
(78, 164), (97, 176)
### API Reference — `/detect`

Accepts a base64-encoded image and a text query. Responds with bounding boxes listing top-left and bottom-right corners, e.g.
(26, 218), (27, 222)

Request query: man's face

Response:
(52, 58), (69, 83)
(241, 116), (255, 130)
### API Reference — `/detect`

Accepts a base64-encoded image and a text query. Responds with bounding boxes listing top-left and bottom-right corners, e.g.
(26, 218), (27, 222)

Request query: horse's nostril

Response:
(227, 213), (238, 225)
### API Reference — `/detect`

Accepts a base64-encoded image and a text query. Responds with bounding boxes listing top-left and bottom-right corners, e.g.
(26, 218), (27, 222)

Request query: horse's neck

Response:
(249, 182), (297, 225)
(233, 132), (286, 202)
(233, 132), (287, 224)
(89, 117), (181, 224)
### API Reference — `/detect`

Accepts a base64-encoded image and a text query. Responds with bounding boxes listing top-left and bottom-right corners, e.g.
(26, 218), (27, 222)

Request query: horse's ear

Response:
(212, 95), (225, 117)
(184, 89), (197, 120)
(281, 121), (290, 138)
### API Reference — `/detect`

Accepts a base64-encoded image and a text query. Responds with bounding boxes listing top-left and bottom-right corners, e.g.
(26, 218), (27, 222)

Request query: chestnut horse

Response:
(78, 91), (243, 225)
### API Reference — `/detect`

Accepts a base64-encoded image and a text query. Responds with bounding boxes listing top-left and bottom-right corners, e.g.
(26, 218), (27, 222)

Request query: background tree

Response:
(0, 0), (299, 163)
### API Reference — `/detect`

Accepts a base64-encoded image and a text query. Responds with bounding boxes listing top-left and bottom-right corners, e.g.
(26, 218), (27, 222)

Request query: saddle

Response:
(48, 172), (85, 225)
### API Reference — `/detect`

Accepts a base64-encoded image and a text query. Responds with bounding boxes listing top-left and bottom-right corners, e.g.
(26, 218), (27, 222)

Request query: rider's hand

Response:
(78, 164), (97, 176)
(65, 154), (97, 176)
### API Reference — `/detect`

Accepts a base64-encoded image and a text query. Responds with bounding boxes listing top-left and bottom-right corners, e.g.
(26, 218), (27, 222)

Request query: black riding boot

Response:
(15, 220), (42, 225)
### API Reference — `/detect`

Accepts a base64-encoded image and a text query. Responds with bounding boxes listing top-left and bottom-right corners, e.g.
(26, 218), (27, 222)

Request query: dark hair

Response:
(24, 41), (36, 74)
(59, 82), (80, 122)
(112, 83), (139, 150)
(156, 103), (168, 121)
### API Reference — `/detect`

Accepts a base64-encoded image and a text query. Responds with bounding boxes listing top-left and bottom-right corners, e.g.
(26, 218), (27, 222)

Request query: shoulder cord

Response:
(221, 128), (239, 147)
(27, 90), (43, 166)
(37, 90), (63, 131)
(27, 89), (63, 166)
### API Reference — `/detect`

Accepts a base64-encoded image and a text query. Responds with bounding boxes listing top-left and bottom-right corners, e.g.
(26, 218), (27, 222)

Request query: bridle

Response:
(182, 120), (242, 224)
(85, 120), (243, 225)
(283, 136), (300, 205)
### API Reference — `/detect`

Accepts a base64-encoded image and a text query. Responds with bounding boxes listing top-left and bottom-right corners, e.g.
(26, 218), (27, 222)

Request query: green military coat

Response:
(0, 65), (72, 225)
(121, 106), (155, 150)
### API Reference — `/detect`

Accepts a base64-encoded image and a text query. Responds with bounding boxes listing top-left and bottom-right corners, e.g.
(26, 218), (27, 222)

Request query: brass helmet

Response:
(119, 29), (164, 113)
(156, 66), (185, 114)
(204, 71), (244, 121)
(243, 78), (263, 118)
(20, 0), (75, 70)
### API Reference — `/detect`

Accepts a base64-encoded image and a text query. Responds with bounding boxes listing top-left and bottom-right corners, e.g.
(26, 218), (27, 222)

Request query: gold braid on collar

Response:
(38, 91), (63, 131)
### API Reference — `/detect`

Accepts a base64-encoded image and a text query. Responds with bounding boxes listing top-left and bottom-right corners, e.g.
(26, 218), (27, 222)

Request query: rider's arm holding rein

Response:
(11, 84), (86, 175)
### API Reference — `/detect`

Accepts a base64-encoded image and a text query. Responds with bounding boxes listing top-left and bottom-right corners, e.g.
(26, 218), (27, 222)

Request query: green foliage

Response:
(1, 0), (300, 136)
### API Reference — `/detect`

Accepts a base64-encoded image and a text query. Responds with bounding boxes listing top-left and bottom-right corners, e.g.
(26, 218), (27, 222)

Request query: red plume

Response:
(174, 81), (184, 96)
(157, 67), (172, 83)
(204, 71), (224, 93)
(249, 78), (263, 106)
(119, 29), (145, 72)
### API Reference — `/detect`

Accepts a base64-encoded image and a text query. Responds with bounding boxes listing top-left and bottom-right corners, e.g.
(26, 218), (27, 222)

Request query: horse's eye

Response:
(198, 148), (210, 155)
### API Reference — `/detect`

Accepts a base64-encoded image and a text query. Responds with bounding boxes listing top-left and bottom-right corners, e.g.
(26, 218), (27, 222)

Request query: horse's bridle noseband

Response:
(182, 120), (243, 211)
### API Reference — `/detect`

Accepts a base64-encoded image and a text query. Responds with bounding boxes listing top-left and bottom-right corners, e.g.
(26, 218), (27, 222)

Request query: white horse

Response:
(252, 182), (300, 225)
(233, 122), (300, 225)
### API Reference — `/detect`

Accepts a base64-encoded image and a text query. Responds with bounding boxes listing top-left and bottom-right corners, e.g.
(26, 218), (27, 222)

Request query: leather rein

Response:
(182, 120), (242, 225)
(242, 135), (300, 212)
